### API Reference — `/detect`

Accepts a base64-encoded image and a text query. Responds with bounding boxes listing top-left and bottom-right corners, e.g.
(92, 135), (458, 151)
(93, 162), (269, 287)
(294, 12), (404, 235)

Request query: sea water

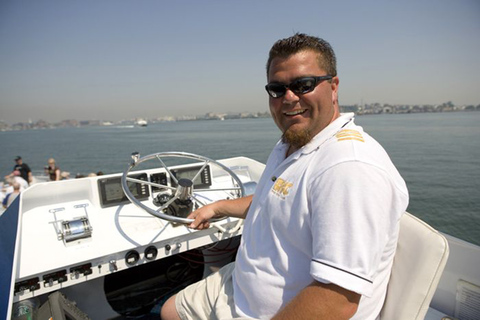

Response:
(1, 112), (479, 245)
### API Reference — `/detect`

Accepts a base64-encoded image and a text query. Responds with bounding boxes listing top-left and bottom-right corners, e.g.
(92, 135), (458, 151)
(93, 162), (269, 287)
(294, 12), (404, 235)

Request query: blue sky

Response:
(1, 0), (479, 123)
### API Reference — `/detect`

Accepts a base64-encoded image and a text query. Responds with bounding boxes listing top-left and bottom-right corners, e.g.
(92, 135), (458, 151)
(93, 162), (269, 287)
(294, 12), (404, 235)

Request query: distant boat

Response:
(136, 119), (148, 127)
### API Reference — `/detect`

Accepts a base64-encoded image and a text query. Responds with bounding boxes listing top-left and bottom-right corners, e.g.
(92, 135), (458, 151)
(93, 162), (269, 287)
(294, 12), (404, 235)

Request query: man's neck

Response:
(286, 144), (298, 158)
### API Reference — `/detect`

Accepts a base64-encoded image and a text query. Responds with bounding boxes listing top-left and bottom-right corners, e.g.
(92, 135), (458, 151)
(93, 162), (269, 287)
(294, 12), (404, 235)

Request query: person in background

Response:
(60, 171), (71, 180)
(161, 33), (408, 320)
(5, 156), (32, 185)
(45, 158), (61, 181)
(2, 182), (21, 208)
(1, 174), (27, 206)
(11, 171), (29, 190)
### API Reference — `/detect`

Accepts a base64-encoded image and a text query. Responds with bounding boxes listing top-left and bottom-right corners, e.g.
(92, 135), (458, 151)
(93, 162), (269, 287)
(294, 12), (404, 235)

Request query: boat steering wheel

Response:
(121, 152), (245, 230)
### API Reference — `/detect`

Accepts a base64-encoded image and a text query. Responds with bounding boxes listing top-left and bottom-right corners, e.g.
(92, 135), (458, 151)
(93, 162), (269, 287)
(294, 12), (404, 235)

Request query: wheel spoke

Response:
(191, 194), (207, 207)
(155, 155), (178, 185)
(191, 160), (210, 183)
(155, 194), (179, 213)
(126, 177), (176, 191)
(195, 187), (241, 192)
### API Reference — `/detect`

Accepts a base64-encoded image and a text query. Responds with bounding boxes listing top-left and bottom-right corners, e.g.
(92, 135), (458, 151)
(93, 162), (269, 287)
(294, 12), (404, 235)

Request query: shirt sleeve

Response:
(308, 161), (400, 297)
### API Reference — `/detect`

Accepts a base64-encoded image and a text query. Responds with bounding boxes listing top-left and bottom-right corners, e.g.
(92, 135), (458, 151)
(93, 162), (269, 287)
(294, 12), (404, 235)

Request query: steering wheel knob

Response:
(131, 152), (140, 164)
(175, 179), (193, 201)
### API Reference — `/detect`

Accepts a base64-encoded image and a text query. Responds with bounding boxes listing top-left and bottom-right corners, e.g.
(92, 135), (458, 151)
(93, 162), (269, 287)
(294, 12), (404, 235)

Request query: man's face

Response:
(15, 159), (22, 165)
(267, 50), (339, 149)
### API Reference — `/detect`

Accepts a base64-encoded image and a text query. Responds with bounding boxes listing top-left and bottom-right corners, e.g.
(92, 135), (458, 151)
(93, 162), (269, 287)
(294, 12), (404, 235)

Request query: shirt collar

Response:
(280, 113), (355, 159)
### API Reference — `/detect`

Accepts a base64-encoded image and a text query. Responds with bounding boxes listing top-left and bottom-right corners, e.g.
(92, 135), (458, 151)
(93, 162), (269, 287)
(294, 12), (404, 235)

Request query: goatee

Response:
(282, 128), (312, 149)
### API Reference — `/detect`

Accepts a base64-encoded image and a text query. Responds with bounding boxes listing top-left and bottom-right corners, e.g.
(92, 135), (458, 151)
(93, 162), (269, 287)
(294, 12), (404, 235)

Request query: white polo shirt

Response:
(233, 113), (409, 319)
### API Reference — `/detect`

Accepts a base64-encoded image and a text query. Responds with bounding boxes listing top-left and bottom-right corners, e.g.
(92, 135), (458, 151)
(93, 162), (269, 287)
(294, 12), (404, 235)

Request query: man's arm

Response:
(187, 195), (253, 230)
(272, 281), (360, 320)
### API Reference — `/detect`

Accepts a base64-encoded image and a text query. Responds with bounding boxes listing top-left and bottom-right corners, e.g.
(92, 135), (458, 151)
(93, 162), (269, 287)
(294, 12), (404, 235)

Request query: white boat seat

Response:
(381, 212), (450, 319)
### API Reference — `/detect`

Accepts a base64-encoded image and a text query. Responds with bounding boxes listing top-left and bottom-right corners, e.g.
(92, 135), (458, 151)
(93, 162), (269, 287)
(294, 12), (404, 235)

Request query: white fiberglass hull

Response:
(1, 155), (479, 319)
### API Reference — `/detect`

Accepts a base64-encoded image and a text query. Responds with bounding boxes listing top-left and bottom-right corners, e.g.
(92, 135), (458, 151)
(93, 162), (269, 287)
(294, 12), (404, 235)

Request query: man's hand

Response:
(187, 202), (220, 230)
(187, 195), (253, 230)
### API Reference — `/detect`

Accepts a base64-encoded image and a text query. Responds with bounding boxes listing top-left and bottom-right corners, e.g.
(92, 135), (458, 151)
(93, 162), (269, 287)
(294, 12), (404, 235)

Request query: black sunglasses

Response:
(265, 75), (333, 98)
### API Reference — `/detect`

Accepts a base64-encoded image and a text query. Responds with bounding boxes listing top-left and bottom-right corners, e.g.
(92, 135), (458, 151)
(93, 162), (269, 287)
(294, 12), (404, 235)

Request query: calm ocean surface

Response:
(1, 112), (479, 245)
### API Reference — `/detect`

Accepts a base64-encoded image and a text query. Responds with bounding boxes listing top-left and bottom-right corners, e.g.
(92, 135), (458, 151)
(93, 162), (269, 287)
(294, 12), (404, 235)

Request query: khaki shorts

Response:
(175, 262), (252, 320)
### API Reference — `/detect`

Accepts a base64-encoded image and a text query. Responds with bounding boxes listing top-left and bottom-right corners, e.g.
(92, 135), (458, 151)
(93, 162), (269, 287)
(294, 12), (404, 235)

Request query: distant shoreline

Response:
(1, 106), (479, 132)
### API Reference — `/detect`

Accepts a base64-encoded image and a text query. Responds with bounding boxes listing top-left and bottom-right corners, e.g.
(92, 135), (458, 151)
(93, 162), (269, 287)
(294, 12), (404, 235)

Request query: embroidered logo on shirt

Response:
(336, 129), (365, 142)
(272, 178), (293, 199)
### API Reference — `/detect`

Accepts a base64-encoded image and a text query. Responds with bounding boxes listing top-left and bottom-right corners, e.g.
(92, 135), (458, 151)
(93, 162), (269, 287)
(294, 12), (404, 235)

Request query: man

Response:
(161, 33), (408, 319)
(5, 156), (32, 185)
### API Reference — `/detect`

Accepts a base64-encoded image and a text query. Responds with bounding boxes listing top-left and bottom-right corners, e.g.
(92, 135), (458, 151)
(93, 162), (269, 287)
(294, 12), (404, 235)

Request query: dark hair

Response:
(266, 33), (337, 78)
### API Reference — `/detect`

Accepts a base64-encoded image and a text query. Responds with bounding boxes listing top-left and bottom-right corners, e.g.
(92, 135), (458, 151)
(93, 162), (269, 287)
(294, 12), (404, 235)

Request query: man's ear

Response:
(331, 76), (339, 104)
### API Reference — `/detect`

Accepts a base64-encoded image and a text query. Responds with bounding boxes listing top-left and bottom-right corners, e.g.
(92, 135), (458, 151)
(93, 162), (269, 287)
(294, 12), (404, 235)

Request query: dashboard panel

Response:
(98, 173), (149, 207)
(98, 164), (212, 208)
(170, 165), (211, 189)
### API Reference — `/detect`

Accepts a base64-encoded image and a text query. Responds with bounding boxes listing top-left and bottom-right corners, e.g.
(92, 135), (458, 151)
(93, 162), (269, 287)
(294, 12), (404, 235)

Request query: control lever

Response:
(109, 260), (118, 272)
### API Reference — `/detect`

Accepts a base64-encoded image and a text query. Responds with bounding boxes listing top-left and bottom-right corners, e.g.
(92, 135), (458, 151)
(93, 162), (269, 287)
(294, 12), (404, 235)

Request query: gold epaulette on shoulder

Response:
(335, 129), (365, 142)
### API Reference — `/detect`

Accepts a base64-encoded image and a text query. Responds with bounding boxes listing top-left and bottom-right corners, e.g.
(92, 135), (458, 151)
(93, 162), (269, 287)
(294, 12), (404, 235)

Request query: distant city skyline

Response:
(2, 101), (477, 131)
(1, 0), (479, 124)
(2, 101), (479, 126)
